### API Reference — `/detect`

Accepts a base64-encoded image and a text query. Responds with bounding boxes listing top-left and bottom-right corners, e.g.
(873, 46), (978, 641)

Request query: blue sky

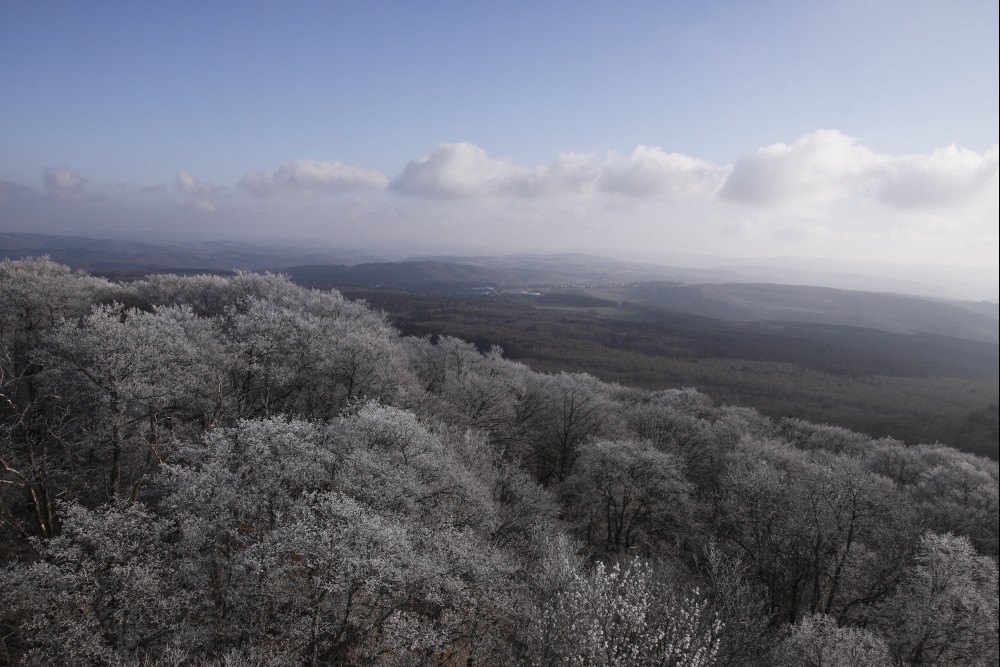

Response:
(1, 1), (997, 291)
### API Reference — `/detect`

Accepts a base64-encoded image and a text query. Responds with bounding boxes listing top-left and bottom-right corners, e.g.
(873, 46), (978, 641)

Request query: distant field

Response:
(344, 288), (1000, 459)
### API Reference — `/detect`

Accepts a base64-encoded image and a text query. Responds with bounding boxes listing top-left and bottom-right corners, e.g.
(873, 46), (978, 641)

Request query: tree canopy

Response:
(1, 258), (997, 665)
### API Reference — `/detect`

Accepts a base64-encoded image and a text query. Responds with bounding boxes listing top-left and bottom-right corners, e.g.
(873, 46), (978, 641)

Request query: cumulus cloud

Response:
(43, 167), (85, 197)
(719, 130), (998, 211)
(391, 142), (726, 200)
(601, 146), (729, 198)
(239, 159), (388, 197)
(175, 170), (217, 195)
(508, 152), (603, 197)
(719, 130), (876, 205)
(7, 132), (996, 294)
(390, 143), (518, 198)
(394, 135), (997, 214)
(874, 144), (998, 209)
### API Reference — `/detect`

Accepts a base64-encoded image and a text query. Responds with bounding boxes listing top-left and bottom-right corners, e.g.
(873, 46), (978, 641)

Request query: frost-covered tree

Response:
(321, 313), (413, 409)
(1, 259), (998, 665)
(226, 491), (465, 665)
(772, 613), (890, 667)
(445, 425), (561, 554)
(779, 418), (873, 457)
(329, 402), (497, 534)
(864, 438), (933, 486)
(221, 297), (326, 418)
(33, 303), (225, 501)
(0, 357), (70, 540)
(408, 336), (523, 433)
(0, 256), (110, 351)
(532, 558), (722, 667)
(126, 272), (235, 317)
(876, 532), (999, 666)
(222, 296), (411, 420)
(717, 441), (912, 623)
(0, 259), (116, 539)
(912, 457), (999, 558)
(1, 501), (196, 666)
(160, 415), (525, 664)
(530, 372), (612, 483)
(563, 439), (692, 553)
(622, 400), (715, 493)
(700, 544), (772, 667)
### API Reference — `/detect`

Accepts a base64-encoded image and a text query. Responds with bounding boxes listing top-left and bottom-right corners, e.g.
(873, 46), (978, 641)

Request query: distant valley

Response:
(282, 258), (998, 344)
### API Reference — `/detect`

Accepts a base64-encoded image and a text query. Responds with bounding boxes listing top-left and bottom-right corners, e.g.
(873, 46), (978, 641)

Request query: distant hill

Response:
(0, 232), (379, 273)
(417, 252), (741, 284)
(290, 261), (998, 344)
(284, 261), (590, 291)
(4, 232), (995, 343)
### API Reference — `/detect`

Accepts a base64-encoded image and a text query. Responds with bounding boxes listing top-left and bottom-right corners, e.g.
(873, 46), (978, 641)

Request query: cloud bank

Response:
(3, 131), (997, 294)
(874, 144), (999, 209)
(388, 132), (996, 215)
(720, 130), (998, 210)
(239, 160), (389, 197)
(390, 142), (728, 200)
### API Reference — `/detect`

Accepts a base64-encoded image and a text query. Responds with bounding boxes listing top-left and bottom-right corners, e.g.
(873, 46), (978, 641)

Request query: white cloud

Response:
(508, 152), (604, 197)
(43, 167), (85, 197)
(390, 143), (519, 198)
(239, 159), (388, 197)
(391, 142), (726, 200)
(873, 144), (998, 209)
(175, 171), (217, 195)
(6, 132), (997, 295)
(601, 146), (729, 199)
(719, 130), (999, 212)
(719, 130), (876, 205)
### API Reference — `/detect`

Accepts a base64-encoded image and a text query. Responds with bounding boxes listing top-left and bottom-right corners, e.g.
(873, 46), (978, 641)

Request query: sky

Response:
(1, 1), (997, 295)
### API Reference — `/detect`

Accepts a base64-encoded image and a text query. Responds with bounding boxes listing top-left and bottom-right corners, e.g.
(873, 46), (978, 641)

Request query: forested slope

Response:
(347, 289), (999, 460)
(1, 258), (997, 666)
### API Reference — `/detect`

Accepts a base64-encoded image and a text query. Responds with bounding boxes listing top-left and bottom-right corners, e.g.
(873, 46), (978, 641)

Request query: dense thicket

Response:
(1, 257), (997, 666)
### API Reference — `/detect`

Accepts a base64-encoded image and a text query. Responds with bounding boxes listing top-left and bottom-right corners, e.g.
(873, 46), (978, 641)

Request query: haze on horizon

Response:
(2, 1), (997, 299)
